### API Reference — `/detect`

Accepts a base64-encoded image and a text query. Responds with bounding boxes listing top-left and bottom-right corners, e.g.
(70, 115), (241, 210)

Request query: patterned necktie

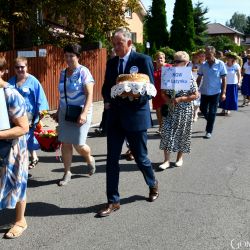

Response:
(118, 58), (124, 75)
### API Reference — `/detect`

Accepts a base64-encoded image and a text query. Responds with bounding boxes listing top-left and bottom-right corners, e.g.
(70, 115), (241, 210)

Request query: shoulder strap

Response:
(63, 69), (68, 105)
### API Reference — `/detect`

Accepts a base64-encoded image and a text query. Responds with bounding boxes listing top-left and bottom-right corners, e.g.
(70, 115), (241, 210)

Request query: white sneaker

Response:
(159, 161), (170, 170)
(205, 133), (212, 139)
(175, 159), (183, 167)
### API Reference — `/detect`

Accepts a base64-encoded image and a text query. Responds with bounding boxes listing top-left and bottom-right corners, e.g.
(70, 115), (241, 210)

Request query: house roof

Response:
(138, 0), (147, 16)
(206, 23), (244, 36)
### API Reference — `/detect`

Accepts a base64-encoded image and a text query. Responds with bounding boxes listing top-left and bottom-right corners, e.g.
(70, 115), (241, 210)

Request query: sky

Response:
(141, 0), (250, 27)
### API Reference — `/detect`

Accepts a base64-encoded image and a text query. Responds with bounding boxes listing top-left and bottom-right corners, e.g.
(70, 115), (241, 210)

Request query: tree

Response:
(169, 0), (195, 52)
(0, 0), (139, 50)
(225, 12), (247, 33)
(244, 16), (250, 34)
(193, 1), (209, 46)
(144, 0), (169, 51)
(206, 35), (244, 54)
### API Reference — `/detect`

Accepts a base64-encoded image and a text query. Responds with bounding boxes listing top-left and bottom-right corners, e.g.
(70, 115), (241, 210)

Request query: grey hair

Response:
(205, 46), (216, 53)
(113, 28), (132, 41)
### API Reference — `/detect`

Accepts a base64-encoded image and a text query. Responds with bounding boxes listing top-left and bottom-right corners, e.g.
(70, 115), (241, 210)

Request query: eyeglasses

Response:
(173, 60), (185, 64)
(15, 66), (26, 69)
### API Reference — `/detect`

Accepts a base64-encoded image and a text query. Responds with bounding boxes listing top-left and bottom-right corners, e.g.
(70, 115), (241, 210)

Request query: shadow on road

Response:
(51, 163), (140, 175)
(0, 195), (146, 224)
(27, 174), (87, 188)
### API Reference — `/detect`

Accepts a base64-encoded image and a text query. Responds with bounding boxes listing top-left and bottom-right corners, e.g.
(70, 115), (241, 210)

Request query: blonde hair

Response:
(155, 51), (165, 59)
(174, 51), (190, 62)
(14, 57), (28, 66)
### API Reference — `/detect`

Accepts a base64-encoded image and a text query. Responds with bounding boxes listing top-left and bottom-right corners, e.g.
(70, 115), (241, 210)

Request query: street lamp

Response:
(146, 42), (150, 55)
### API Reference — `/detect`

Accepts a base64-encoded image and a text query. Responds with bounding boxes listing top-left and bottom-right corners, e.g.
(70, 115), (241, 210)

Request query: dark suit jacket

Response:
(102, 50), (154, 132)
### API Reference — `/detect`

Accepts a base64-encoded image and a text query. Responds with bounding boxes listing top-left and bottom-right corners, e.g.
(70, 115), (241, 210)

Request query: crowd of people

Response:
(0, 27), (250, 239)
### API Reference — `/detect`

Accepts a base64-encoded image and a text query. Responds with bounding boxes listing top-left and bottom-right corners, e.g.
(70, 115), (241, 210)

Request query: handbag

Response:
(0, 140), (13, 168)
(63, 69), (82, 122)
(161, 104), (169, 117)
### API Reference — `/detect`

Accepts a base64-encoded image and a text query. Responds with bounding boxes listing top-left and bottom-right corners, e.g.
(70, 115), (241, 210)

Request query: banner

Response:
(161, 67), (192, 91)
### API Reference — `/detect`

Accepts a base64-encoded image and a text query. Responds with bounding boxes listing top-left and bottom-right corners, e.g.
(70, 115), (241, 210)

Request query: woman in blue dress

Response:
(219, 53), (241, 115)
(8, 57), (49, 169)
(52, 44), (95, 186)
(0, 56), (29, 239)
(241, 54), (250, 106)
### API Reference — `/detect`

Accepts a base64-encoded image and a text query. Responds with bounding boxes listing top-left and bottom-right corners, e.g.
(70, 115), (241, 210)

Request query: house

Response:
(241, 34), (250, 49)
(125, 0), (147, 44)
(43, 0), (147, 45)
(206, 23), (244, 46)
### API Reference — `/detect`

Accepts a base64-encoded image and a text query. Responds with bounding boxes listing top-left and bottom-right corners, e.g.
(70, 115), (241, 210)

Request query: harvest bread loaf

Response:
(111, 73), (157, 99)
(116, 73), (150, 84)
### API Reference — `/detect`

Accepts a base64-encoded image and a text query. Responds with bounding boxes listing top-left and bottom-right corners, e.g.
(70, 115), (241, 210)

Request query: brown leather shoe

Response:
(97, 203), (120, 217)
(125, 150), (134, 161)
(148, 181), (159, 202)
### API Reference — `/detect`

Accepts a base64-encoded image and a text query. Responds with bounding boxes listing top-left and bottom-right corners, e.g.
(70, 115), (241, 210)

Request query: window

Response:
(131, 32), (137, 43)
(125, 8), (132, 18)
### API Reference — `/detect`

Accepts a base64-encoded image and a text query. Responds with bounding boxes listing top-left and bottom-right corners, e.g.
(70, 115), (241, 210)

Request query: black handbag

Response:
(161, 104), (169, 117)
(64, 69), (82, 122)
(0, 140), (12, 167)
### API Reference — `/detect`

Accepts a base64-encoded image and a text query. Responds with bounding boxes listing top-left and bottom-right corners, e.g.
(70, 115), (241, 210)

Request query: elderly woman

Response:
(159, 51), (199, 169)
(0, 57), (29, 239)
(53, 44), (95, 186)
(219, 53), (241, 115)
(8, 57), (49, 169)
(152, 51), (172, 133)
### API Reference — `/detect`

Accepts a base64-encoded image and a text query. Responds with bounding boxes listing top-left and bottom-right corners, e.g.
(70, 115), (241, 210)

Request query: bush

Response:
(206, 35), (245, 54)
(158, 46), (176, 63)
(133, 43), (145, 53)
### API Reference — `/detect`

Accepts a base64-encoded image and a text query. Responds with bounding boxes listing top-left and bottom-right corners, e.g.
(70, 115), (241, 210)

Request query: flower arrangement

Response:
(34, 129), (61, 152)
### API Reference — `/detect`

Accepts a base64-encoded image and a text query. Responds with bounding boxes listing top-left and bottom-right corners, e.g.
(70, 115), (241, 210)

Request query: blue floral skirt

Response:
(0, 136), (28, 209)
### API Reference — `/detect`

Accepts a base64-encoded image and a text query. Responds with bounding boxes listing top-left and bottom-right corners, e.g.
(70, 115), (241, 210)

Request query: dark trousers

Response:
(99, 109), (108, 133)
(106, 126), (156, 204)
(200, 94), (220, 134)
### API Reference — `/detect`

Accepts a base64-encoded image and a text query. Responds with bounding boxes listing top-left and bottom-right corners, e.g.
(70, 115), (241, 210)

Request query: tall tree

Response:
(244, 16), (250, 34)
(169, 0), (195, 52)
(225, 12), (247, 33)
(193, 1), (209, 46)
(145, 0), (169, 50)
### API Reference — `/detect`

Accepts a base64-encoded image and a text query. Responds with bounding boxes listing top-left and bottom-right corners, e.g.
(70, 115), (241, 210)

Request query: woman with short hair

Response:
(0, 56), (29, 239)
(152, 51), (171, 133)
(52, 44), (95, 186)
(159, 51), (199, 169)
(8, 57), (49, 169)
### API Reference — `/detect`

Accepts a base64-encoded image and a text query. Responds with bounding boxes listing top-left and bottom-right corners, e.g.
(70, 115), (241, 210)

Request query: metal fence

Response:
(0, 45), (107, 109)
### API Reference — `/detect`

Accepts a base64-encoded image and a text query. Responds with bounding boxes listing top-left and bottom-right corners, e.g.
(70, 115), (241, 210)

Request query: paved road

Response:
(1, 97), (250, 250)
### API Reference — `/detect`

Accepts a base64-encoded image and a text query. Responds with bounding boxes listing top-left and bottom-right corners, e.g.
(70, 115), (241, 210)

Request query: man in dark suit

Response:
(97, 28), (159, 217)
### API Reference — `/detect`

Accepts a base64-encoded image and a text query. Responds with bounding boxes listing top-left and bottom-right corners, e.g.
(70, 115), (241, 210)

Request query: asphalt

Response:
(1, 96), (250, 250)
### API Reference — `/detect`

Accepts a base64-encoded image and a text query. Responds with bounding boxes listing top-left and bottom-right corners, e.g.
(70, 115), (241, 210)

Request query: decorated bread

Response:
(111, 73), (157, 99)
(116, 73), (150, 84)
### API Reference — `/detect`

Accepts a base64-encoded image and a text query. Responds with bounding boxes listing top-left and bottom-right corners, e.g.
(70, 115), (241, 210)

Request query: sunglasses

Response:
(173, 60), (186, 64)
(15, 66), (26, 69)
